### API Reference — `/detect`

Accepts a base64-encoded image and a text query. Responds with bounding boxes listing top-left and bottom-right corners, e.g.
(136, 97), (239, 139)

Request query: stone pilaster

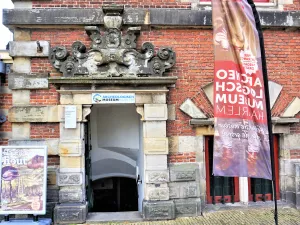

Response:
(142, 97), (174, 220)
(54, 104), (91, 224)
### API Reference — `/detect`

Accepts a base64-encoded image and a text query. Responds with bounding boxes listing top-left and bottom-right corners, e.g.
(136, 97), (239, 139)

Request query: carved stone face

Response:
(66, 61), (75, 73)
(106, 30), (120, 48)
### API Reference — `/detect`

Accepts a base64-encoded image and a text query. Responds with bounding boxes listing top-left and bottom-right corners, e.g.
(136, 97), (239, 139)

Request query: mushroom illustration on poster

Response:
(0, 146), (47, 215)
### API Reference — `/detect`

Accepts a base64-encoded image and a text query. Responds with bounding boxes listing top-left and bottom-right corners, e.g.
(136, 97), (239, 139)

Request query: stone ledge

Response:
(3, 9), (300, 28)
(49, 76), (178, 86)
(272, 117), (300, 124)
(190, 118), (214, 126)
(9, 41), (49, 57)
(8, 105), (82, 123)
(8, 139), (59, 155)
(8, 73), (49, 89)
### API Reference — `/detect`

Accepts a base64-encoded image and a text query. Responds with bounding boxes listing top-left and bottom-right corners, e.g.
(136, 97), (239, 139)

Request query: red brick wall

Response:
(284, 0), (300, 10)
(48, 155), (60, 166)
(32, 0), (191, 9)
(30, 123), (60, 139)
(0, 74), (11, 146)
(29, 28), (300, 137)
(290, 150), (300, 159)
(31, 0), (299, 10)
(168, 152), (196, 163)
(30, 85), (59, 105)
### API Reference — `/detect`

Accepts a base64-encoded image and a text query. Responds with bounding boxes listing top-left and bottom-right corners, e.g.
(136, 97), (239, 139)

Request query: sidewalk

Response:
(85, 204), (300, 225)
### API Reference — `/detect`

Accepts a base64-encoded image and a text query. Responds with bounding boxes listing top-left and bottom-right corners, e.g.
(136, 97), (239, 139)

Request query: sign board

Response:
(65, 105), (77, 129)
(0, 146), (47, 215)
(92, 93), (135, 104)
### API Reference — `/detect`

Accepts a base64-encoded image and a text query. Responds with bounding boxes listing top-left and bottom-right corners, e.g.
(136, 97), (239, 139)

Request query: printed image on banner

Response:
(212, 0), (272, 179)
(0, 147), (47, 214)
(92, 93), (135, 104)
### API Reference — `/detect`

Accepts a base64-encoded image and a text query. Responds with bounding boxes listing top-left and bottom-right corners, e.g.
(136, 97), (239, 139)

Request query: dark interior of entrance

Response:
(91, 177), (138, 212)
(85, 105), (142, 212)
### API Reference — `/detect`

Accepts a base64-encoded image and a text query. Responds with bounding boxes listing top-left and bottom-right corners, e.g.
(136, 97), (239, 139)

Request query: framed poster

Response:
(0, 146), (47, 215)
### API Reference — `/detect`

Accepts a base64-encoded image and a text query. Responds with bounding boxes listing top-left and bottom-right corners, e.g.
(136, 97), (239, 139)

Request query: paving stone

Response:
(81, 206), (300, 225)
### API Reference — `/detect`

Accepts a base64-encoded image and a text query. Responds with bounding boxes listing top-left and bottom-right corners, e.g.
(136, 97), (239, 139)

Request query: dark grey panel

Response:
(3, 8), (300, 28)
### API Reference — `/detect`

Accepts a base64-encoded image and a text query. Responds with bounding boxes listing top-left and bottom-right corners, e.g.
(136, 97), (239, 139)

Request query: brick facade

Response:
(1, 0), (300, 222)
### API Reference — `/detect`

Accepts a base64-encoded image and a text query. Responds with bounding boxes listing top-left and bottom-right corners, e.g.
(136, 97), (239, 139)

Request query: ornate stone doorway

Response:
(48, 5), (177, 223)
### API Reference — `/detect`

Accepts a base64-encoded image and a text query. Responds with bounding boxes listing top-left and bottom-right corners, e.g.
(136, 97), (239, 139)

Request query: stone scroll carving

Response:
(49, 6), (176, 78)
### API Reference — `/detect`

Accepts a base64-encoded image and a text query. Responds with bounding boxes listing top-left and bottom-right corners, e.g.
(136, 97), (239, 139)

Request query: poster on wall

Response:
(0, 146), (47, 215)
(212, 0), (272, 179)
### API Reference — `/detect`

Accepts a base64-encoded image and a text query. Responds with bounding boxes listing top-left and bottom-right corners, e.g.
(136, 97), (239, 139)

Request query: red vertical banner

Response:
(212, 0), (272, 179)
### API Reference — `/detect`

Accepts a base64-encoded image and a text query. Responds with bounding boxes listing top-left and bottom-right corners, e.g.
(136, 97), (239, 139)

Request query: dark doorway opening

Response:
(205, 136), (240, 204)
(91, 177), (138, 212)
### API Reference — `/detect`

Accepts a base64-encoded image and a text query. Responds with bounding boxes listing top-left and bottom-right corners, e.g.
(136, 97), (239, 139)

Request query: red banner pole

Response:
(246, 0), (278, 224)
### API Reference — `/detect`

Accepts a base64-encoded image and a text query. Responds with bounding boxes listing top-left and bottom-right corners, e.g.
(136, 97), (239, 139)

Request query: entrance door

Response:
(89, 104), (141, 212)
(205, 136), (239, 204)
(248, 135), (280, 202)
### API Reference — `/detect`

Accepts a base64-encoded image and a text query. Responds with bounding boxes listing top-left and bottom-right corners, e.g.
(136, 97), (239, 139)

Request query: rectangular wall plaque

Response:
(65, 106), (77, 129)
(92, 93), (135, 104)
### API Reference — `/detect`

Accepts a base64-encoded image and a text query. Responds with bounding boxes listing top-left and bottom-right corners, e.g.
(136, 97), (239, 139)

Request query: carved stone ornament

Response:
(49, 6), (176, 78)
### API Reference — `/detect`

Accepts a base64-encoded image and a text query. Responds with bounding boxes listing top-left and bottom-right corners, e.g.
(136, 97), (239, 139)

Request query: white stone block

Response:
(178, 136), (203, 153)
(143, 121), (166, 138)
(168, 104), (176, 120)
(73, 94), (92, 104)
(58, 105), (82, 122)
(144, 104), (168, 121)
(11, 57), (31, 73)
(145, 170), (169, 183)
(180, 98), (207, 119)
(281, 134), (300, 150)
(9, 106), (59, 122)
(12, 123), (30, 139)
(282, 97), (300, 117)
(135, 94), (152, 104)
(60, 123), (81, 140)
(59, 139), (84, 156)
(12, 90), (30, 105)
(144, 137), (168, 154)
(152, 94), (166, 104)
(145, 155), (167, 170)
(269, 81), (282, 109)
(60, 95), (74, 105)
(145, 183), (169, 201)
(9, 41), (49, 57)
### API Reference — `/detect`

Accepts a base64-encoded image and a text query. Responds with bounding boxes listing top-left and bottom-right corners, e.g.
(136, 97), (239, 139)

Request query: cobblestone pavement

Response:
(86, 206), (300, 225)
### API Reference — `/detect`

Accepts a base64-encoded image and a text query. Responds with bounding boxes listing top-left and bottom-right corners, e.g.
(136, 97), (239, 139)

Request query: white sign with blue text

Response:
(92, 93), (136, 104)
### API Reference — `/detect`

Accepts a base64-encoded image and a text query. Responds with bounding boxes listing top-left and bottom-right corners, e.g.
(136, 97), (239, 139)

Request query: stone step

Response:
(86, 211), (143, 223)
